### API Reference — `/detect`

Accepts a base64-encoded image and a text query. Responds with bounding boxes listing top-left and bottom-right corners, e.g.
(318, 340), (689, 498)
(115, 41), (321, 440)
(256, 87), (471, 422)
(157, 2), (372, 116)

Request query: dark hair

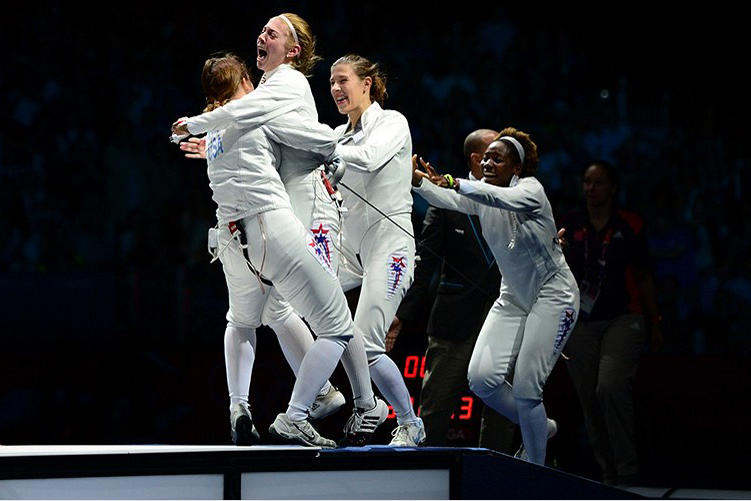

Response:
(585, 160), (619, 187)
(331, 54), (388, 106)
(201, 53), (250, 112)
(495, 127), (540, 177)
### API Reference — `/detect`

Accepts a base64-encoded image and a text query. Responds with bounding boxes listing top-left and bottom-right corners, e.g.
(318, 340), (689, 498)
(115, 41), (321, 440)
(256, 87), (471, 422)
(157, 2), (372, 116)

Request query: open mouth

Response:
(257, 47), (268, 62)
(335, 95), (348, 107)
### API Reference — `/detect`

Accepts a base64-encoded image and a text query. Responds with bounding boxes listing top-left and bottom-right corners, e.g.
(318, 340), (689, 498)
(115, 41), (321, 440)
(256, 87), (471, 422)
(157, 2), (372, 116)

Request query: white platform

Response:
(0, 444), (636, 499)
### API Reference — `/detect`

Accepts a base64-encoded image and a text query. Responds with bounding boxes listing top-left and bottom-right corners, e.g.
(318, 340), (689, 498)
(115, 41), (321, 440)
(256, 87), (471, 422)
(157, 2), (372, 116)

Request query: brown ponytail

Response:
(201, 53), (250, 112)
(331, 54), (388, 107)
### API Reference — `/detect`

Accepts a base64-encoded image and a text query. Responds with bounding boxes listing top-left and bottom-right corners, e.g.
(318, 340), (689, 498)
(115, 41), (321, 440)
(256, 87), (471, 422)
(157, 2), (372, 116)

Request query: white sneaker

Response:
(514, 418), (558, 461)
(230, 401), (260, 445)
(309, 385), (346, 421)
(268, 413), (337, 448)
(389, 417), (426, 447)
(340, 397), (389, 446)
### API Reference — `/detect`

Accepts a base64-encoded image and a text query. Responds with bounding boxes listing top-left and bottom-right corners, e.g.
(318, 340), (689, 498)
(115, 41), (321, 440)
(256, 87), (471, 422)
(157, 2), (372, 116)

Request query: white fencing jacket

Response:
(334, 102), (413, 247)
(206, 125), (289, 225)
(185, 64), (339, 210)
(414, 175), (570, 310)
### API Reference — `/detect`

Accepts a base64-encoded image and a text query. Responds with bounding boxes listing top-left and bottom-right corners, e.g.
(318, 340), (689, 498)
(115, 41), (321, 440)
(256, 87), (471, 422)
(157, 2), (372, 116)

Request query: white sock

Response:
(286, 337), (346, 421)
(224, 324), (256, 409)
(369, 354), (416, 425)
(516, 398), (548, 465)
(270, 313), (332, 396)
(340, 328), (375, 409)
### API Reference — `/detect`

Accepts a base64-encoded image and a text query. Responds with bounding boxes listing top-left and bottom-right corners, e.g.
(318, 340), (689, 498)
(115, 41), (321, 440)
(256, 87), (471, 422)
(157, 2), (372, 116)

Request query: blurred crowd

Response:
(2, 4), (748, 357)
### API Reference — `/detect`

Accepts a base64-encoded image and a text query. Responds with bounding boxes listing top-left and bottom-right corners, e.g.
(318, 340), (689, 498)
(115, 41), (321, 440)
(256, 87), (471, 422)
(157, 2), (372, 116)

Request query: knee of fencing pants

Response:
(364, 338), (386, 360)
(260, 290), (294, 327)
(511, 375), (545, 401)
(467, 358), (507, 400)
(226, 308), (262, 330)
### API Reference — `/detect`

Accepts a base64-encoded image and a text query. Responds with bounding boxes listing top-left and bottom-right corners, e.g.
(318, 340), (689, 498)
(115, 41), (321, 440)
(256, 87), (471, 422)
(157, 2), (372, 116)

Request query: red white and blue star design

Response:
(387, 253), (408, 298)
(554, 307), (577, 353)
(307, 222), (335, 275)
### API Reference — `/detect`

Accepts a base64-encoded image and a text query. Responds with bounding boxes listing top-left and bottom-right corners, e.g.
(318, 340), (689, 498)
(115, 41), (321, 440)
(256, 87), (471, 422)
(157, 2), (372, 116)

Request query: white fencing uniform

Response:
(414, 175), (578, 462)
(186, 64), (377, 414)
(334, 102), (416, 356)
(413, 176), (579, 401)
(187, 63), (342, 279)
(186, 64), (344, 328)
(202, 114), (354, 421)
(207, 123), (351, 338)
(332, 102), (419, 426)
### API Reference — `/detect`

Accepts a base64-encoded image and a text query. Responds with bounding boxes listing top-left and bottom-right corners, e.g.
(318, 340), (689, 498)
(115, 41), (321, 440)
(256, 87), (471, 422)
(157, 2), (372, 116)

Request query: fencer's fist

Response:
(325, 153), (346, 186)
(385, 316), (403, 352)
(556, 228), (567, 248)
(172, 117), (190, 136)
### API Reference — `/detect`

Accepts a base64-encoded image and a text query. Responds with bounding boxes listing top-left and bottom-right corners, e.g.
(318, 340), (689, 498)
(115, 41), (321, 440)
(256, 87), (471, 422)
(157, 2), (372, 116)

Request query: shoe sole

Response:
(339, 432), (372, 447)
(232, 415), (260, 446)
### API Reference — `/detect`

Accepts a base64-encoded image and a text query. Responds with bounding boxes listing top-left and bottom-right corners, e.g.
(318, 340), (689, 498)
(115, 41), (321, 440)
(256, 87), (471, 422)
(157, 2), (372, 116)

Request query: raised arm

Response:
(335, 112), (409, 172)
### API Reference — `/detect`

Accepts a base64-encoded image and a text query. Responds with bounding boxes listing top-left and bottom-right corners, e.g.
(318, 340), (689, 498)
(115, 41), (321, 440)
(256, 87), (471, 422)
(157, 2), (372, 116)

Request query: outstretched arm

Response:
(172, 71), (306, 136)
(336, 112), (409, 172)
(262, 116), (338, 162)
(455, 178), (543, 214)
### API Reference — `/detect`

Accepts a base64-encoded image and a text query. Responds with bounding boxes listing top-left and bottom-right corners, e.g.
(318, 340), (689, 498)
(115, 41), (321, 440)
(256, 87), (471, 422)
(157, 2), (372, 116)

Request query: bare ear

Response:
(363, 76), (373, 94)
(287, 45), (301, 59)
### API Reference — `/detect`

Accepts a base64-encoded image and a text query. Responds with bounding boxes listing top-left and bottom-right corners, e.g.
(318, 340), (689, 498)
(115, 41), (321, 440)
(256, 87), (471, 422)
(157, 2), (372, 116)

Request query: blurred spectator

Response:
(559, 160), (662, 486)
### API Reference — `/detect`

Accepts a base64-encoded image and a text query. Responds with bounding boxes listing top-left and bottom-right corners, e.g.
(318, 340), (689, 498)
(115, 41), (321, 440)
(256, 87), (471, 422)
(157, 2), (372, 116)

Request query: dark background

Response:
(2, 1), (749, 491)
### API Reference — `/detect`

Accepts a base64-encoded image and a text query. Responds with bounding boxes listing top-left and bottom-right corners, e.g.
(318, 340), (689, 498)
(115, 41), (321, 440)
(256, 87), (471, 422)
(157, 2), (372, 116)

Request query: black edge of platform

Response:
(459, 449), (641, 499)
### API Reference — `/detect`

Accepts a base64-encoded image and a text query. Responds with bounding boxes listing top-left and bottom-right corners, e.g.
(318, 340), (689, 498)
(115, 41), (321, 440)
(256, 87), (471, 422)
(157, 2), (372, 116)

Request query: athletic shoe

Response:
(514, 418), (558, 461)
(230, 401), (260, 445)
(268, 413), (337, 448)
(309, 385), (346, 421)
(388, 417), (426, 447)
(339, 397), (389, 446)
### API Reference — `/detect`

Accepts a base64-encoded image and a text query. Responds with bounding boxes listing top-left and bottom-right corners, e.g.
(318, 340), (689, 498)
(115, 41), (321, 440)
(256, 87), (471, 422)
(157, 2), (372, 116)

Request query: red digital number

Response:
(458, 396), (473, 420)
(450, 396), (474, 421)
(403, 355), (419, 378)
(403, 355), (427, 378)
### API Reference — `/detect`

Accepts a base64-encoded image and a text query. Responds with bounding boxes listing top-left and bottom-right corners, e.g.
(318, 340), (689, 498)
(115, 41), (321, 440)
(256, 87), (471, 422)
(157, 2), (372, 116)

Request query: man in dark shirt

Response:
(559, 160), (662, 486)
(387, 129), (516, 452)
